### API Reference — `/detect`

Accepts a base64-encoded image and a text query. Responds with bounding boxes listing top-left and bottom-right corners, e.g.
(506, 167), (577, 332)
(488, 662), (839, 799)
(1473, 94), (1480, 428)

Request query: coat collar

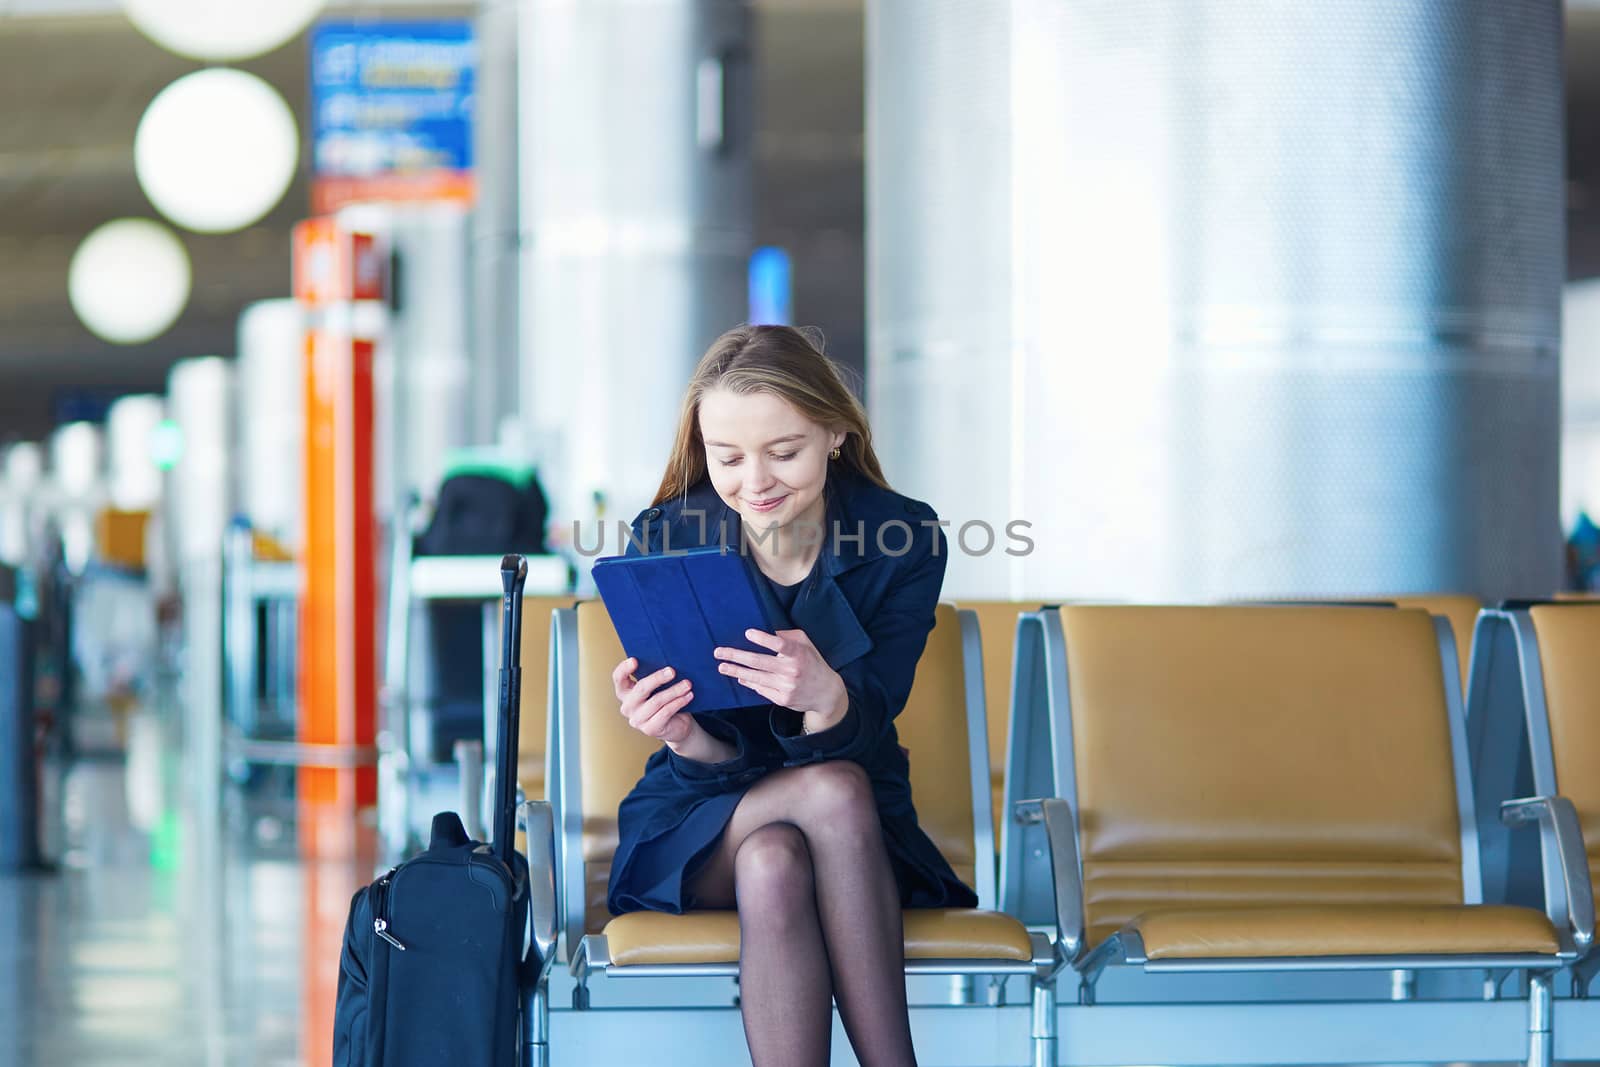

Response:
(644, 468), (890, 669)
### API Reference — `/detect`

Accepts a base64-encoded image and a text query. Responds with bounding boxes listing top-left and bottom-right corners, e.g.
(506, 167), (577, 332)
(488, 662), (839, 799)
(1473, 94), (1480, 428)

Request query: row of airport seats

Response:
(503, 594), (1599, 1067)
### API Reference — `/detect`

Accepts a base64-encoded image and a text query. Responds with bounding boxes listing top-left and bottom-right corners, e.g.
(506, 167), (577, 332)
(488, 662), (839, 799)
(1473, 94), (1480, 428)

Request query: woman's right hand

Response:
(612, 657), (698, 747)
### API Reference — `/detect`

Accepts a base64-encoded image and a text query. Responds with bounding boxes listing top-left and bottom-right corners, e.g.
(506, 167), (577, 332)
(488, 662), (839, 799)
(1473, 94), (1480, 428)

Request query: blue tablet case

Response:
(590, 548), (776, 713)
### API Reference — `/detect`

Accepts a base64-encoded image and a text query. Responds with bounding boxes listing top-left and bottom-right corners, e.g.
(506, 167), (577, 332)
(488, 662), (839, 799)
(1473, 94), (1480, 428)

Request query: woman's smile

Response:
(746, 494), (789, 513)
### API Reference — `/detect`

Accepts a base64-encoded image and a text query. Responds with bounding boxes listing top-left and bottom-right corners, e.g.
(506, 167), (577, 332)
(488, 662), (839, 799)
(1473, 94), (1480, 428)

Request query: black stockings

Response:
(690, 761), (916, 1067)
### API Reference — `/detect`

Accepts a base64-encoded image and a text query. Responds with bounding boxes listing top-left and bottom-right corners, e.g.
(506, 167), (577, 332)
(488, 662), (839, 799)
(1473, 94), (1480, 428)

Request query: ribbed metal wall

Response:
(869, 0), (1564, 602)
(519, 0), (752, 527)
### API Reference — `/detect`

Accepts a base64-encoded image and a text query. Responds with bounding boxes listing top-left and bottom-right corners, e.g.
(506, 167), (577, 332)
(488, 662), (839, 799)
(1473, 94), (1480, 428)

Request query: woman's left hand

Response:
(714, 629), (849, 726)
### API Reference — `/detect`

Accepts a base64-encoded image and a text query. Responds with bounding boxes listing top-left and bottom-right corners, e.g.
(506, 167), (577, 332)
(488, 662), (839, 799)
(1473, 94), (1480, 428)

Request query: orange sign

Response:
(292, 218), (386, 306)
(311, 171), (474, 215)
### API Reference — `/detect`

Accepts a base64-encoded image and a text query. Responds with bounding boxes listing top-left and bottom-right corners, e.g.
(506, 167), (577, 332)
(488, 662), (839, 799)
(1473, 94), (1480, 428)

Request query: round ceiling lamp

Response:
(68, 219), (191, 345)
(121, 0), (327, 63)
(135, 69), (299, 234)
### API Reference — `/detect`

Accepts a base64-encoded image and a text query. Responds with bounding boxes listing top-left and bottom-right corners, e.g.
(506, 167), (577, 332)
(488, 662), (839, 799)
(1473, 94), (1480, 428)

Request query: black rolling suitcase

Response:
(334, 555), (532, 1066)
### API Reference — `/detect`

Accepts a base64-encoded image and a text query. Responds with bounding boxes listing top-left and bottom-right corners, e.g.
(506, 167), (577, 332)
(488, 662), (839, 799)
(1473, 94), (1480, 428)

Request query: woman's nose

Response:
(745, 460), (774, 491)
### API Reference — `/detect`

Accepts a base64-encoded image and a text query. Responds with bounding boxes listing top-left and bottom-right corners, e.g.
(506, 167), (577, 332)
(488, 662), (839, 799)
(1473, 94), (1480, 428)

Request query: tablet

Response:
(590, 547), (778, 713)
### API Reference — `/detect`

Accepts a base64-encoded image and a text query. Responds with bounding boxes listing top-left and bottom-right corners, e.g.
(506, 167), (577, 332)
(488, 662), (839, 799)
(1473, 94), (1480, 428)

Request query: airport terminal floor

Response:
(2, 705), (365, 1066)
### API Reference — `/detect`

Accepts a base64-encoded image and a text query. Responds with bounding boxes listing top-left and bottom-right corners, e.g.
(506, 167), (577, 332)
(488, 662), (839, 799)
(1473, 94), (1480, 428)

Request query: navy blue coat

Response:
(605, 467), (979, 916)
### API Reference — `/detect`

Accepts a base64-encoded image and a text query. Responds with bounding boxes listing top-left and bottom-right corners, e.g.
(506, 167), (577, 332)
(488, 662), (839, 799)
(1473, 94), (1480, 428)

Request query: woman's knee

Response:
(734, 823), (815, 913)
(790, 760), (877, 834)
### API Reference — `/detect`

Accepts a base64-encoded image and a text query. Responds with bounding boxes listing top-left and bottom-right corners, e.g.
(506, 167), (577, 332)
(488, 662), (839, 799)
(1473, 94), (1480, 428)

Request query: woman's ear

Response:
(830, 429), (847, 451)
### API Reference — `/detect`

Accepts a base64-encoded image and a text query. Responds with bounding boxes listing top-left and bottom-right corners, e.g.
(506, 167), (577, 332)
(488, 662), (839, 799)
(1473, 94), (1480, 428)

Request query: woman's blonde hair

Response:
(652, 324), (890, 506)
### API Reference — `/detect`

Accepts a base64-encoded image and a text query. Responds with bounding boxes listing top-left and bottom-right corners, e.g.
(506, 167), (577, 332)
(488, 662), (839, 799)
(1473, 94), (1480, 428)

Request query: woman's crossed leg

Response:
(687, 760), (915, 1067)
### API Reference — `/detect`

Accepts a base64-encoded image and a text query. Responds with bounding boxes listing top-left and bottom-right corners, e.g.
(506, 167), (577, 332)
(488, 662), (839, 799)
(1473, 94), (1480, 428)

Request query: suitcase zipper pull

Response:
(374, 918), (407, 951)
(373, 871), (407, 950)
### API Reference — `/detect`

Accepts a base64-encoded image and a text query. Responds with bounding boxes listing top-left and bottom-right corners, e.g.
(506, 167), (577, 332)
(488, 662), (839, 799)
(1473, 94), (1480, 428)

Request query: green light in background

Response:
(150, 418), (183, 471)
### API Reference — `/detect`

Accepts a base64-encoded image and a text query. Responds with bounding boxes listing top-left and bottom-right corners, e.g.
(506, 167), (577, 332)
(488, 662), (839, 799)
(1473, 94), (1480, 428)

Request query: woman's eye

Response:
(772, 452), (797, 461)
(719, 457), (742, 467)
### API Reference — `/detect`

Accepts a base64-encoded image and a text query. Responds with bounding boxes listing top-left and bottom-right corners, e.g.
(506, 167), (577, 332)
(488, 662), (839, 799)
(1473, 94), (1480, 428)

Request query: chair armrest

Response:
(521, 800), (560, 973)
(1014, 796), (1084, 963)
(1501, 795), (1595, 954)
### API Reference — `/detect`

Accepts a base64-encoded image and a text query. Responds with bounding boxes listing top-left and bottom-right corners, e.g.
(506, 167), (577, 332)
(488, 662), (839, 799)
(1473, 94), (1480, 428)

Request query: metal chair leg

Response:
(1528, 971), (1554, 1067)
(1390, 968), (1416, 1001)
(521, 983), (549, 1067)
(1031, 977), (1056, 1067)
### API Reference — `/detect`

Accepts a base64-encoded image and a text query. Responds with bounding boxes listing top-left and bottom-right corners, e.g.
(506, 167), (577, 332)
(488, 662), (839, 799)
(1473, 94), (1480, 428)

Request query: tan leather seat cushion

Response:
(1529, 604), (1600, 895)
(1134, 904), (1558, 960)
(601, 908), (1035, 967)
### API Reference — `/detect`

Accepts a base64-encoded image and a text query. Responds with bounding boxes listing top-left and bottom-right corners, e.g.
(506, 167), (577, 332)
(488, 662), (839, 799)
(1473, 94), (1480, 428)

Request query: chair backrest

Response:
(1527, 604), (1600, 891)
(567, 601), (660, 938)
(897, 604), (988, 898)
(1055, 605), (1472, 949)
(508, 595), (571, 801)
(1391, 594), (1481, 692)
(558, 600), (992, 945)
(957, 600), (1041, 841)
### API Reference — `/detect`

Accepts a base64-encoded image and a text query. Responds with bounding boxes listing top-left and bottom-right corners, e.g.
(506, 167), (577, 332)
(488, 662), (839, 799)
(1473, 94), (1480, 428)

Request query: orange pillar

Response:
(293, 219), (384, 858)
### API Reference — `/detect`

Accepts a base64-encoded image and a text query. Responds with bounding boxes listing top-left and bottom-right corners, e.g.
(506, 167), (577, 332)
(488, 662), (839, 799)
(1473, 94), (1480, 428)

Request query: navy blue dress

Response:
(605, 468), (978, 916)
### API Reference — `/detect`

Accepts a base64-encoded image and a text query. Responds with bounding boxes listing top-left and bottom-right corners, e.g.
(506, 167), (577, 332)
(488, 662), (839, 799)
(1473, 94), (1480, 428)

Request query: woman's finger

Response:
(611, 657), (639, 699)
(711, 645), (774, 669)
(639, 689), (694, 735)
(628, 678), (691, 728)
(622, 665), (676, 704)
(743, 629), (786, 653)
(716, 661), (764, 685)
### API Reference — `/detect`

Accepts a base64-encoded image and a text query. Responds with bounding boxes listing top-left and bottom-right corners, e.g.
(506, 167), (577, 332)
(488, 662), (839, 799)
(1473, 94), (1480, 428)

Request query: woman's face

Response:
(698, 387), (844, 536)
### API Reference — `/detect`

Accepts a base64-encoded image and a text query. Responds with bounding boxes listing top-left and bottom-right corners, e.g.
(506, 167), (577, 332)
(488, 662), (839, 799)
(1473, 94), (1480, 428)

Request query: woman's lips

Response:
(747, 494), (788, 513)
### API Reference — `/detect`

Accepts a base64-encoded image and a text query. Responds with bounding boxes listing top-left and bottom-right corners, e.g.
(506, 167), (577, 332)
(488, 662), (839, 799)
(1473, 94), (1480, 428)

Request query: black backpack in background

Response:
(416, 472), (549, 557)
(333, 557), (533, 1066)
(415, 469), (550, 761)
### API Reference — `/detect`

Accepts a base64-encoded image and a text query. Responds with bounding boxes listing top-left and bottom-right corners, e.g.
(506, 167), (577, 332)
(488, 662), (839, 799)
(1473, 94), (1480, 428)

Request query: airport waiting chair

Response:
(1248, 595), (1480, 692)
(1468, 602), (1600, 998)
(528, 600), (1054, 1067)
(507, 595), (574, 803)
(1001, 605), (1590, 1067)
(957, 600), (1042, 845)
(1390, 594), (1481, 692)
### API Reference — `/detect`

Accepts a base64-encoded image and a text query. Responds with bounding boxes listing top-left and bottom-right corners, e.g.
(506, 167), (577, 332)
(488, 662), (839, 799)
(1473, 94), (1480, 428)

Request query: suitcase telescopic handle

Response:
(494, 554), (528, 864)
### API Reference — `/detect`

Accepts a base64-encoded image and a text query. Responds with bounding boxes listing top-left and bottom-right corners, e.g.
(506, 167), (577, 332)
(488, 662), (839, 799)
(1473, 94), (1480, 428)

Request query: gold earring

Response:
(830, 447), (842, 460)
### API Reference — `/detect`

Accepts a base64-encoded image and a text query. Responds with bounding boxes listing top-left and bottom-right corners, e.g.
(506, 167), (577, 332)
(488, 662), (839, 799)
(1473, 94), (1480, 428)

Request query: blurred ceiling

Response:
(0, 0), (866, 441)
(1, 0), (1594, 442)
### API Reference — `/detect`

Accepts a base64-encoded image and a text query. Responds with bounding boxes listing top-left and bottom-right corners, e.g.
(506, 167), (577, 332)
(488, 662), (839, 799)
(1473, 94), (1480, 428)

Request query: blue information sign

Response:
(309, 20), (476, 211)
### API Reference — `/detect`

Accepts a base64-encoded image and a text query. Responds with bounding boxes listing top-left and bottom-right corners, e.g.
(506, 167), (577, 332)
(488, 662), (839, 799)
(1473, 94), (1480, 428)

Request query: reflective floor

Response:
(1, 711), (370, 1066)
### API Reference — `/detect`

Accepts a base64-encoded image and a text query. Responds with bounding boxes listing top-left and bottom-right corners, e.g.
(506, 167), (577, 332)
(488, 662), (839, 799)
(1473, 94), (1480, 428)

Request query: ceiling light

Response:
(136, 69), (299, 234)
(68, 219), (191, 345)
(121, 0), (327, 63)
